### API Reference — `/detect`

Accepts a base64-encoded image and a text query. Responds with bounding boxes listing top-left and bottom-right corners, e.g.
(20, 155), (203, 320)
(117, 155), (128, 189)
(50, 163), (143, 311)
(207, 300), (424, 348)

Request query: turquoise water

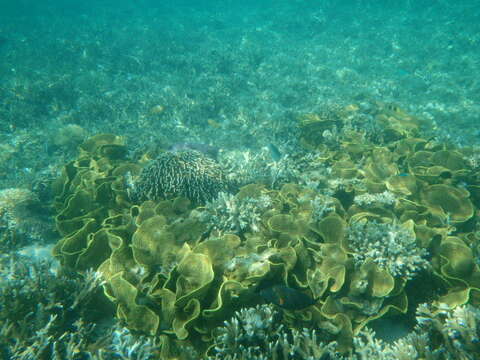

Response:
(1, 1), (479, 188)
(1, 1), (480, 359)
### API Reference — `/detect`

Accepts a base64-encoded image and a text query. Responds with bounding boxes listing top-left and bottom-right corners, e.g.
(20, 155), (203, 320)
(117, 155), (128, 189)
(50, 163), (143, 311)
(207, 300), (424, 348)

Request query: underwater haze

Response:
(1, 0), (479, 188)
(1, 0), (480, 359)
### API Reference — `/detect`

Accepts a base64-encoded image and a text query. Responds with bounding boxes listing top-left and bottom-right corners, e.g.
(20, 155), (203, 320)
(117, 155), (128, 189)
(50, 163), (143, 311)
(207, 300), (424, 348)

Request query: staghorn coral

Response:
(219, 147), (301, 189)
(443, 305), (480, 352)
(411, 303), (480, 360)
(97, 325), (161, 360)
(347, 220), (429, 279)
(348, 303), (480, 360)
(353, 191), (397, 208)
(0, 250), (164, 360)
(200, 191), (272, 234)
(388, 332), (440, 360)
(278, 328), (340, 360)
(209, 304), (339, 360)
(3, 317), (164, 360)
(310, 194), (336, 222)
(350, 328), (394, 360)
(0, 254), (108, 359)
(0, 188), (54, 252)
(219, 146), (343, 193)
(9, 317), (97, 360)
(210, 304), (279, 359)
(130, 150), (230, 204)
(348, 327), (418, 360)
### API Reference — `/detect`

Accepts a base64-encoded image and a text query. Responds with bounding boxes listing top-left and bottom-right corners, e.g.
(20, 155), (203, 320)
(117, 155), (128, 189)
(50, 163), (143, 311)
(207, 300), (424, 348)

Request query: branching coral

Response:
(9, 317), (98, 360)
(219, 148), (300, 189)
(347, 220), (429, 279)
(210, 304), (279, 359)
(350, 328), (393, 360)
(98, 325), (161, 360)
(4, 318), (164, 360)
(353, 191), (397, 208)
(349, 303), (480, 360)
(0, 251), (166, 360)
(0, 188), (54, 252)
(413, 303), (480, 359)
(209, 304), (339, 360)
(349, 327), (417, 360)
(279, 328), (339, 360)
(131, 150), (231, 204)
(310, 194), (336, 222)
(0, 254), (107, 359)
(200, 191), (272, 234)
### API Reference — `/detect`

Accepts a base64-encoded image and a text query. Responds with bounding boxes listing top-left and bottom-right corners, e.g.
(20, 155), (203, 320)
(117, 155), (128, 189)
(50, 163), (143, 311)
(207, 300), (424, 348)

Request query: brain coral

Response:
(130, 150), (230, 204)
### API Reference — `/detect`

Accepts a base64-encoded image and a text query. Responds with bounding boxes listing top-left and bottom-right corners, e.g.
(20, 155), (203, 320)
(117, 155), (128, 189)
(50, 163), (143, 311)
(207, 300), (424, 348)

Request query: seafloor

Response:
(1, 1), (480, 359)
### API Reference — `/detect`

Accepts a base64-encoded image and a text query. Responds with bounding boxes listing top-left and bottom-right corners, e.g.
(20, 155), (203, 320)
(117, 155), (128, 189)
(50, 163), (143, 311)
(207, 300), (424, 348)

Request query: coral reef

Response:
(0, 249), (170, 360)
(353, 191), (397, 208)
(2, 3), (480, 358)
(208, 302), (480, 360)
(0, 253), (107, 359)
(49, 101), (480, 358)
(411, 303), (480, 359)
(347, 302), (480, 360)
(208, 304), (339, 360)
(219, 147), (301, 189)
(0, 188), (54, 252)
(131, 150), (231, 204)
(2, 1), (479, 192)
(200, 187), (273, 234)
(98, 325), (162, 360)
(209, 304), (280, 359)
(310, 194), (337, 222)
(347, 219), (429, 279)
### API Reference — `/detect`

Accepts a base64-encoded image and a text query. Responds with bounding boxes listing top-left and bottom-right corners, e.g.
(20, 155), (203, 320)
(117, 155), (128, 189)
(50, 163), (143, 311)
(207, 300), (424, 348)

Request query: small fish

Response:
(385, 104), (400, 113)
(396, 69), (410, 77)
(150, 104), (165, 114)
(267, 143), (282, 162)
(258, 284), (318, 310)
(207, 119), (221, 128)
(383, 104), (414, 121)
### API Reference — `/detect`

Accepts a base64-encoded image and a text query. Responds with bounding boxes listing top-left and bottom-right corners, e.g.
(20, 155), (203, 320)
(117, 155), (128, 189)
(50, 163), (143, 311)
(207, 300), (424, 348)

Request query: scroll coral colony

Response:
(51, 98), (480, 358)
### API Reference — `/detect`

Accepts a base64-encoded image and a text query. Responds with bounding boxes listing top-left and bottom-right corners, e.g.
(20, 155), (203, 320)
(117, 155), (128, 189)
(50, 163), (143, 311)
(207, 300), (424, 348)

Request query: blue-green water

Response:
(1, 1), (480, 359)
